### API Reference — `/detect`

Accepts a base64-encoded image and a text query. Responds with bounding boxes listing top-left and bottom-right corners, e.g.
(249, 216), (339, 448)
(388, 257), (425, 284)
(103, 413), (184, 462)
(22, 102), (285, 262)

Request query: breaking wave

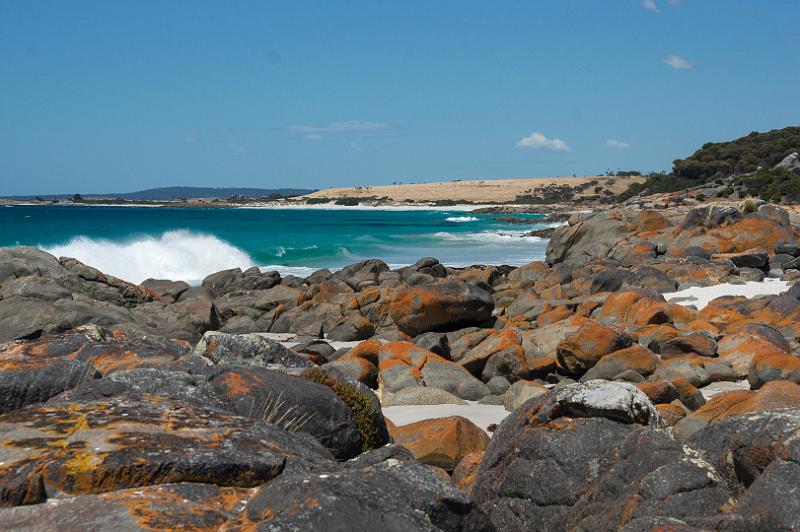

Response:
(43, 230), (255, 285)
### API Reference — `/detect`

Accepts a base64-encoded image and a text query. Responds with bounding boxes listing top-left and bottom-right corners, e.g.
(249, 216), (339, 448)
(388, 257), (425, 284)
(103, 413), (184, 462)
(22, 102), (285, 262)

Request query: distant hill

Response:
(4, 186), (315, 201)
(672, 126), (800, 182)
(618, 126), (800, 202)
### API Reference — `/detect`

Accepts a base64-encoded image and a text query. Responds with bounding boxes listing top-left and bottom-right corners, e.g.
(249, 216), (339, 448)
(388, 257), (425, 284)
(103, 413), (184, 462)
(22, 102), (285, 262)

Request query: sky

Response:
(1, 1), (799, 195)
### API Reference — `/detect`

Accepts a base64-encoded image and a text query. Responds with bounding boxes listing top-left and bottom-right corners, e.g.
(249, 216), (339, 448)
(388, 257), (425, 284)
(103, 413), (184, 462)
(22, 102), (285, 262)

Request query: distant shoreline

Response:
(1, 175), (643, 211)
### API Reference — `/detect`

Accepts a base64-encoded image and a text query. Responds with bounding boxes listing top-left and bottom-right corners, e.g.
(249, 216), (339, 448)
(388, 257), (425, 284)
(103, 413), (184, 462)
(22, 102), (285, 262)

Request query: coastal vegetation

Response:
(618, 126), (800, 202)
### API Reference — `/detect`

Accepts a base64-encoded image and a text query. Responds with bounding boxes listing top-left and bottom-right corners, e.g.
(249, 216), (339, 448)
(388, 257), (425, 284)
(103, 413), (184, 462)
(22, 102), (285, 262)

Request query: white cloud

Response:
(607, 139), (631, 149)
(304, 134), (322, 140)
(642, 0), (660, 13)
(662, 54), (695, 70)
(516, 132), (570, 151)
(288, 121), (389, 134)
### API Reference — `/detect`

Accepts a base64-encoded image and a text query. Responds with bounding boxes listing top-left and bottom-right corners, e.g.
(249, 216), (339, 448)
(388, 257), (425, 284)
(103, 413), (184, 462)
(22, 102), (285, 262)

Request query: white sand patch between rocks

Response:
(255, 332), (360, 351)
(664, 278), (790, 310)
(382, 403), (509, 435)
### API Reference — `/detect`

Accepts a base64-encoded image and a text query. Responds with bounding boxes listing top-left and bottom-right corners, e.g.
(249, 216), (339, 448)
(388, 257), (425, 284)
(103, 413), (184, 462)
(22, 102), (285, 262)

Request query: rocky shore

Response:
(3, 199), (800, 529)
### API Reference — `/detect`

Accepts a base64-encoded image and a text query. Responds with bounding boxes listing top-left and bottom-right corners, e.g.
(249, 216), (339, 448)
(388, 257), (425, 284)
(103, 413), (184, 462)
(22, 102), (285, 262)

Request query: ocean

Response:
(0, 205), (556, 284)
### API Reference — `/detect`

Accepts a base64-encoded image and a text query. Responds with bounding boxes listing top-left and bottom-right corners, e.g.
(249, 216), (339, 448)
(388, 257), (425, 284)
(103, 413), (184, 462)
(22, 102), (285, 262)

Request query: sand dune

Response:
(302, 175), (644, 203)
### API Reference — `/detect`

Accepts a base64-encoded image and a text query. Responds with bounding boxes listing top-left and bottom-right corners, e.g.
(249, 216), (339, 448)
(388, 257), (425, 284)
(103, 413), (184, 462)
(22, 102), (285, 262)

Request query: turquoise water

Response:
(0, 205), (554, 283)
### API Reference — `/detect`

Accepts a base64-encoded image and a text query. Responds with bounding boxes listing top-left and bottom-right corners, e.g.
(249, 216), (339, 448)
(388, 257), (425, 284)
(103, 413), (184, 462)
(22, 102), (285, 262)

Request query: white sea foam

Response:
(432, 230), (544, 244)
(43, 230), (255, 285)
(445, 216), (479, 222)
(259, 265), (320, 278)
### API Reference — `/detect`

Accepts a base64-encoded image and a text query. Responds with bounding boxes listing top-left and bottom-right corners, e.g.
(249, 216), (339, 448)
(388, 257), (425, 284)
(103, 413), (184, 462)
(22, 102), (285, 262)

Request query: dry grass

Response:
(301, 175), (644, 203)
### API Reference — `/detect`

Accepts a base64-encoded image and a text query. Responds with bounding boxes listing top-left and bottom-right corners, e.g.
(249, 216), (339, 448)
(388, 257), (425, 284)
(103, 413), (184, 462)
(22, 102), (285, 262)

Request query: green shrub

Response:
(303, 368), (381, 453)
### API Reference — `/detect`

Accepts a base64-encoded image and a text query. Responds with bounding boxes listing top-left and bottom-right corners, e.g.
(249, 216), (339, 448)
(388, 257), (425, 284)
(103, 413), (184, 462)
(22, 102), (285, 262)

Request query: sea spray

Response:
(44, 230), (255, 284)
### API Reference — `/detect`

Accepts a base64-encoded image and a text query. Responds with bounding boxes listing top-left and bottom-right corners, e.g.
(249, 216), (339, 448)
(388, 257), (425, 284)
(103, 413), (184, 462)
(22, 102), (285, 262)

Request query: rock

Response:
(486, 375), (511, 395)
(674, 380), (800, 441)
(657, 403), (687, 426)
(502, 379), (549, 411)
(546, 211), (631, 267)
(556, 320), (634, 376)
(660, 331), (718, 358)
(686, 408), (800, 528)
(458, 328), (527, 380)
(389, 416), (490, 471)
(389, 282), (494, 336)
(411, 331), (450, 358)
(776, 241), (800, 257)
(717, 330), (788, 378)
(326, 313), (374, 341)
(712, 250), (768, 269)
(381, 386), (468, 406)
(0, 393), (332, 506)
(473, 381), (733, 530)
(654, 358), (711, 388)
(322, 357), (378, 388)
(292, 339), (336, 359)
(637, 379), (680, 405)
(0, 326), (192, 413)
(0, 482), (254, 530)
(333, 259), (389, 290)
(684, 246), (712, 260)
(350, 340), (490, 400)
(452, 451), (483, 495)
(668, 376), (706, 410)
(140, 278), (190, 302)
(749, 352), (800, 389)
(237, 445), (492, 531)
(774, 152), (800, 172)
(209, 366), (388, 459)
(580, 344), (657, 382)
(192, 331), (313, 369)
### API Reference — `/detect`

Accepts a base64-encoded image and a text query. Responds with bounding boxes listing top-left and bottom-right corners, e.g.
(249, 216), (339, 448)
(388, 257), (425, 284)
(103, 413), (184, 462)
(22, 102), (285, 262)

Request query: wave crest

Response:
(43, 230), (255, 284)
(445, 216), (479, 222)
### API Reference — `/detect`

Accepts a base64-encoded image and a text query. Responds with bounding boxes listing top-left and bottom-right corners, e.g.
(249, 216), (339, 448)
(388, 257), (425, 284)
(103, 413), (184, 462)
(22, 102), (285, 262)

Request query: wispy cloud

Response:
(516, 132), (570, 152)
(304, 134), (322, 140)
(228, 143), (247, 156)
(607, 139), (631, 149)
(642, 0), (660, 13)
(288, 121), (389, 134)
(662, 54), (695, 70)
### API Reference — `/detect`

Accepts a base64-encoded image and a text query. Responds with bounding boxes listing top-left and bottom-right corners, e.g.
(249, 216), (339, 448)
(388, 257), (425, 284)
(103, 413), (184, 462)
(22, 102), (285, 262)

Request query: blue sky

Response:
(1, 1), (798, 195)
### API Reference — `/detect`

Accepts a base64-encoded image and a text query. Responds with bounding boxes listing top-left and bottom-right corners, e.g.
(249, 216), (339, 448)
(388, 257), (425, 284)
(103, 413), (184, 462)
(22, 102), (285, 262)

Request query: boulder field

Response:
(2, 200), (800, 529)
